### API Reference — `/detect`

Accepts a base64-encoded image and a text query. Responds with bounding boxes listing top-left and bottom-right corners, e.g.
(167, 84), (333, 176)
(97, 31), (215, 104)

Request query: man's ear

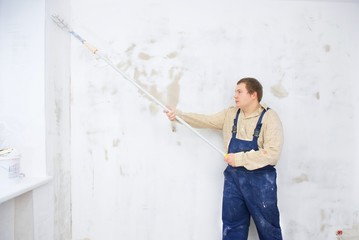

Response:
(251, 91), (258, 100)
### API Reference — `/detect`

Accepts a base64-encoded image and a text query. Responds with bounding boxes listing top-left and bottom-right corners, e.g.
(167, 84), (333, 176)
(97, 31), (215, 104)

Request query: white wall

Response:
(69, 0), (359, 239)
(1, 0), (359, 239)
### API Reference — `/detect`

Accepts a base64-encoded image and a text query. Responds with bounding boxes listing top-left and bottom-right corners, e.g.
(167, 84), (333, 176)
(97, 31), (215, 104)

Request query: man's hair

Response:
(237, 77), (263, 102)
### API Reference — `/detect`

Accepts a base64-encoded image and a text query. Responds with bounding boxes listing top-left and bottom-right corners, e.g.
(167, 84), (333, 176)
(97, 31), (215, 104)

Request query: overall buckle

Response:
(232, 125), (237, 133)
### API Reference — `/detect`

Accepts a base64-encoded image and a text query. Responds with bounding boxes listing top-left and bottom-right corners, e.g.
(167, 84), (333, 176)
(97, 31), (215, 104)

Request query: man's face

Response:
(234, 83), (256, 108)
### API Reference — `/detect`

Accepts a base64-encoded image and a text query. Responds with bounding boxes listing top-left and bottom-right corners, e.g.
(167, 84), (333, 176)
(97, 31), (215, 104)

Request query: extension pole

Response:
(51, 15), (226, 157)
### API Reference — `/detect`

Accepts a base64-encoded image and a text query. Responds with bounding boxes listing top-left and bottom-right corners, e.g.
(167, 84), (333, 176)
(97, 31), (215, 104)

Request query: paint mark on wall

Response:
(271, 82), (288, 98)
(166, 51), (178, 59)
(117, 60), (132, 71)
(167, 67), (182, 107)
(292, 174), (309, 183)
(119, 165), (125, 176)
(105, 149), (109, 161)
(315, 92), (320, 100)
(150, 69), (160, 77)
(147, 85), (165, 115)
(126, 43), (136, 53)
(134, 67), (148, 80)
(114, 42), (185, 121)
(167, 67), (182, 132)
(306, 23), (312, 32)
(111, 89), (118, 95)
(324, 44), (331, 52)
(55, 99), (62, 133)
(138, 52), (152, 60)
(113, 138), (120, 147)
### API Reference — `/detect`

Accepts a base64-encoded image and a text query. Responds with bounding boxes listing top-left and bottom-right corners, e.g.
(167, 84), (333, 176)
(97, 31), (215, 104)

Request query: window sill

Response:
(0, 176), (52, 204)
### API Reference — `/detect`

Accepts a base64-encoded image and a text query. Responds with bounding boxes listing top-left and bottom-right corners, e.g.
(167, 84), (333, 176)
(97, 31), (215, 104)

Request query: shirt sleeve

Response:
(234, 109), (284, 170)
(176, 109), (227, 130)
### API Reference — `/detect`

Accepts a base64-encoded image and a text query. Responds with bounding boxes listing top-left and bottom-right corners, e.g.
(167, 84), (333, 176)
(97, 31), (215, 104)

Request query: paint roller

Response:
(51, 15), (227, 157)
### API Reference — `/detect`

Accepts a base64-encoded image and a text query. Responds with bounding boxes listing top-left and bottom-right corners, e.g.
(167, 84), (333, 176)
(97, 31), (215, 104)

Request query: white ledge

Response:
(0, 176), (52, 204)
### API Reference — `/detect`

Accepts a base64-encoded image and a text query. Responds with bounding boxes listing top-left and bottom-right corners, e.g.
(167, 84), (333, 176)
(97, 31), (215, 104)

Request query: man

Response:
(165, 77), (284, 240)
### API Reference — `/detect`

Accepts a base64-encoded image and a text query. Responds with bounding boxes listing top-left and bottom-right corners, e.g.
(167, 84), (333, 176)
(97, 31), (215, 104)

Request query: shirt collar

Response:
(241, 103), (268, 119)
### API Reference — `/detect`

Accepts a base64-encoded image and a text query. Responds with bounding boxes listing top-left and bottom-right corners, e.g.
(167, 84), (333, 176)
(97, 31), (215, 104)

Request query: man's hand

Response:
(164, 107), (176, 121)
(224, 154), (236, 167)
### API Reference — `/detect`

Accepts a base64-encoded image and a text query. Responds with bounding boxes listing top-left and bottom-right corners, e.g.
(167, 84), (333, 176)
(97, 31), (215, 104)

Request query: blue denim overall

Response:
(222, 108), (282, 240)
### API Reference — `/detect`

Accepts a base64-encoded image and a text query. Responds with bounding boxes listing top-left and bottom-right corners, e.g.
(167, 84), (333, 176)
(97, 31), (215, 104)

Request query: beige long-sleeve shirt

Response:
(177, 104), (284, 170)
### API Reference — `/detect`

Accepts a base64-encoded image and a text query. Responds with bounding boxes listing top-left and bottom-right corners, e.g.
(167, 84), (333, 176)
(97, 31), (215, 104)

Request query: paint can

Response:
(0, 148), (22, 188)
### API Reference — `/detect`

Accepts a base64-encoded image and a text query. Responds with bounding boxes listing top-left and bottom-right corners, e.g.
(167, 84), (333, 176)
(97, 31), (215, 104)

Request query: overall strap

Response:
(231, 108), (241, 138)
(253, 107), (269, 139)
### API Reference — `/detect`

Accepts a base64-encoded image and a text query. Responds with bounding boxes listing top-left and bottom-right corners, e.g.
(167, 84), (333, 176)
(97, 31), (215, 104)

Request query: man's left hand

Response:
(224, 154), (235, 167)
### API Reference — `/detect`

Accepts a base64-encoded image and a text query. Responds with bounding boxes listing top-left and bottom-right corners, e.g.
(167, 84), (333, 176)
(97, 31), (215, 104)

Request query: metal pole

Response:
(51, 15), (226, 157)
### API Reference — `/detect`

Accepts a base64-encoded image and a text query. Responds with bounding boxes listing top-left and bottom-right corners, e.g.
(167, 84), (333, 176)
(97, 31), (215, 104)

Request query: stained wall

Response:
(69, 0), (359, 239)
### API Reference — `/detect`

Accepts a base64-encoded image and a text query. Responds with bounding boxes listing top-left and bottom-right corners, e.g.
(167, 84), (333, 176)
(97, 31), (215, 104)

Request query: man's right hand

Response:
(164, 107), (176, 121)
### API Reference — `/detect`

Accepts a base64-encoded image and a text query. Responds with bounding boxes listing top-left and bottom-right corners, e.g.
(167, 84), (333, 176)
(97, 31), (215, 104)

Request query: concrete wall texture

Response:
(69, 0), (359, 239)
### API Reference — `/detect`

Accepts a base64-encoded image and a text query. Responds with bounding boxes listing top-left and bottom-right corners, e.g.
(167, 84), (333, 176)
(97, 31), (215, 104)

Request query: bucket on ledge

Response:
(0, 148), (22, 188)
